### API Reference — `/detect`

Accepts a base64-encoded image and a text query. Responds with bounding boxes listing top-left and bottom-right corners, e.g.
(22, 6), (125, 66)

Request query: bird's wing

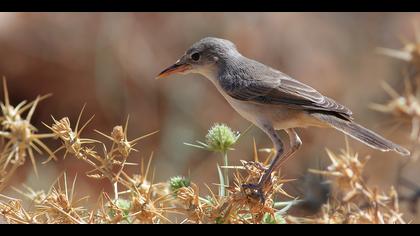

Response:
(221, 68), (353, 119)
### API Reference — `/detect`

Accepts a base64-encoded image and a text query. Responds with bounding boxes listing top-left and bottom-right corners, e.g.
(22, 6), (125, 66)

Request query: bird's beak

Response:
(156, 61), (192, 79)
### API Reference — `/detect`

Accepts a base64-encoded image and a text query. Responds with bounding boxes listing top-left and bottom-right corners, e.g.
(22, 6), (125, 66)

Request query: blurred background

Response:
(0, 12), (419, 221)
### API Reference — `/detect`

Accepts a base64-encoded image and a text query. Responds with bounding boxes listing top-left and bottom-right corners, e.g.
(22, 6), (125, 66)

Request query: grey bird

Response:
(157, 37), (410, 201)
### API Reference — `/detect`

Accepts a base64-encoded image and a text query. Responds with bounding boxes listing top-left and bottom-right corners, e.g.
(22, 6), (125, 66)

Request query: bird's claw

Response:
(255, 162), (268, 171)
(242, 183), (265, 203)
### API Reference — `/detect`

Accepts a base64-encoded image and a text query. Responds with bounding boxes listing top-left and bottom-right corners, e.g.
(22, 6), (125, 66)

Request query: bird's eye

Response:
(191, 53), (200, 61)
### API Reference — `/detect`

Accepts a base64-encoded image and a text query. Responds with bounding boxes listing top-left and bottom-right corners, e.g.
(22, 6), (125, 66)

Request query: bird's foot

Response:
(242, 183), (265, 203)
(244, 161), (268, 171)
(254, 162), (268, 171)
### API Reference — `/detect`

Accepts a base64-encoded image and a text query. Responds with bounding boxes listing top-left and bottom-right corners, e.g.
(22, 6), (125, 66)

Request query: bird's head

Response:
(156, 37), (239, 79)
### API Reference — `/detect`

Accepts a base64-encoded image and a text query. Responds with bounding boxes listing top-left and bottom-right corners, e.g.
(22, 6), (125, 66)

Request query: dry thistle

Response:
(0, 78), (55, 191)
(43, 104), (97, 162)
(95, 116), (159, 158)
(35, 173), (88, 224)
(376, 22), (420, 70)
(222, 159), (295, 224)
(293, 144), (407, 224)
(172, 183), (207, 223)
(373, 23), (420, 155)
(93, 118), (159, 199)
(371, 80), (420, 147)
(1, 173), (89, 224)
(0, 197), (38, 224)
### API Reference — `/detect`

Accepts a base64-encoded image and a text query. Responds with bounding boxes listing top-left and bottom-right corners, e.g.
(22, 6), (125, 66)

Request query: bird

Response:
(156, 37), (410, 201)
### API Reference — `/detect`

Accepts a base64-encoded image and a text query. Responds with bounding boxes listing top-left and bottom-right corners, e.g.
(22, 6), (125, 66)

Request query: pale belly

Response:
(222, 93), (327, 130)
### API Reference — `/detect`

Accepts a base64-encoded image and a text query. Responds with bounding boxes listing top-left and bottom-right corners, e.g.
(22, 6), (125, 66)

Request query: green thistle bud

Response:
(205, 123), (240, 153)
(169, 176), (191, 193)
(107, 198), (132, 223)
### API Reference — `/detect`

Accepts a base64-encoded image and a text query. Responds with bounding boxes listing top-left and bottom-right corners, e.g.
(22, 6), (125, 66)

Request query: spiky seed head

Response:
(205, 123), (239, 153)
(111, 126), (124, 142)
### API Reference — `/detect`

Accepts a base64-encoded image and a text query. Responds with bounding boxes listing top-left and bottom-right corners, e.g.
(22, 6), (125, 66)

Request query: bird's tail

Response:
(311, 112), (410, 157)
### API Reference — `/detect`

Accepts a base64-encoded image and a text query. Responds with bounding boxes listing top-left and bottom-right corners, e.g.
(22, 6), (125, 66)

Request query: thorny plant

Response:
(374, 23), (420, 157)
(43, 106), (159, 201)
(0, 78), (296, 224)
(0, 36), (417, 224)
(0, 78), (55, 192)
(374, 23), (420, 215)
(0, 118), (410, 224)
(0, 81), (298, 224)
(0, 173), (88, 224)
(288, 142), (406, 224)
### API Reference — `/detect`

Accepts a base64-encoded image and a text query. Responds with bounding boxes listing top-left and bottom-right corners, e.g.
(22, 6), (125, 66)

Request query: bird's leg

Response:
(273, 128), (302, 170)
(242, 124), (284, 202)
(243, 128), (302, 203)
(256, 129), (303, 191)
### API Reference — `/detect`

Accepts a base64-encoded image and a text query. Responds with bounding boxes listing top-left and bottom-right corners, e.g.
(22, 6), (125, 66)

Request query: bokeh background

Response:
(1, 12), (419, 221)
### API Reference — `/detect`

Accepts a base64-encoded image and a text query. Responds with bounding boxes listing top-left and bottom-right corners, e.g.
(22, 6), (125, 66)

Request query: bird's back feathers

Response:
(219, 56), (353, 120)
